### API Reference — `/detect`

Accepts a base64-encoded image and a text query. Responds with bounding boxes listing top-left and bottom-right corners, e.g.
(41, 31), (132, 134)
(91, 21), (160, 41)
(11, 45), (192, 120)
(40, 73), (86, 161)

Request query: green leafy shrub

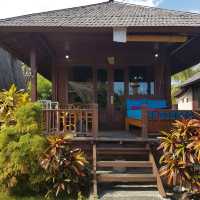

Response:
(37, 74), (52, 100)
(0, 84), (30, 126)
(40, 135), (91, 199)
(0, 102), (48, 195)
(158, 119), (200, 194)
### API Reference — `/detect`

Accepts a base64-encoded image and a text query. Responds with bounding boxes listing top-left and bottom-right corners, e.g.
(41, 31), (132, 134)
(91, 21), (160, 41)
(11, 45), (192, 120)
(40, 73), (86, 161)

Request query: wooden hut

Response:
(0, 1), (200, 197)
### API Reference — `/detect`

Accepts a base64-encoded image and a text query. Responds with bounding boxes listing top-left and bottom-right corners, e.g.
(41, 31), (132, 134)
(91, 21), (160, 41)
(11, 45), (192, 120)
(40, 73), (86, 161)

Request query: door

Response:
(111, 68), (125, 130)
(97, 67), (125, 130)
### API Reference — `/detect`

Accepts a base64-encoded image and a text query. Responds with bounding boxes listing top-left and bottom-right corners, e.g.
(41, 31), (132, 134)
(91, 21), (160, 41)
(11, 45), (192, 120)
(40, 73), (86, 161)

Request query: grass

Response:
(0, 192), (44, 200)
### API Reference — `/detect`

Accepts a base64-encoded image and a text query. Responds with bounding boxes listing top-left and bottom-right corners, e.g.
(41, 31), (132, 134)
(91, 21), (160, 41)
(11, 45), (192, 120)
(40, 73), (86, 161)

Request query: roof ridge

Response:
(0, 1), (109, 21)
(113, 0), (200, 16)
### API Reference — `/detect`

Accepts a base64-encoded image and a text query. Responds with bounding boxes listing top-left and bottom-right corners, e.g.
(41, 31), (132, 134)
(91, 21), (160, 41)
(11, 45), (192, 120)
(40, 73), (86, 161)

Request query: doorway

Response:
(97, 67), (125, 131)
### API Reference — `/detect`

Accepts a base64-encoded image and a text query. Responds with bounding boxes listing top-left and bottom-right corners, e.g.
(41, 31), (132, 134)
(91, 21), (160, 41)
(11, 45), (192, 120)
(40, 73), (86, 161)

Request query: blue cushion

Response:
(127, 110), (142, 120)
(126, 99), (146, 110)
(147, 99), (167, 109)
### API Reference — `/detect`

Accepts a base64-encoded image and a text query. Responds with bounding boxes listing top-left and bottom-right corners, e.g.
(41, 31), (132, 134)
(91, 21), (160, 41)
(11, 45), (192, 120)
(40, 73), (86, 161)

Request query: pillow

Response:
(127, 99), (146, 110)
(131, 106), (141, 110)
(147, 99), (167, 109)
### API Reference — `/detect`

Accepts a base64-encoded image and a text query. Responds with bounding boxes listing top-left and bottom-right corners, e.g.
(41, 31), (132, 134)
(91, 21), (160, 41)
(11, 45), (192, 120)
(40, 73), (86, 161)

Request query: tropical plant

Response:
(0, 102), (48, 195)
(0, 84), (29, 126)
(158, 119), (200, 194)
(39, 135), (91, 199)
(37, 74), (52, 100)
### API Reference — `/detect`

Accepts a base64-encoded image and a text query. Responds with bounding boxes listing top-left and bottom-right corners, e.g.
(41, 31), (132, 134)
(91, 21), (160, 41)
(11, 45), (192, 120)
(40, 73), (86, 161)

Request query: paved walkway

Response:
(99, 184), (168, 200)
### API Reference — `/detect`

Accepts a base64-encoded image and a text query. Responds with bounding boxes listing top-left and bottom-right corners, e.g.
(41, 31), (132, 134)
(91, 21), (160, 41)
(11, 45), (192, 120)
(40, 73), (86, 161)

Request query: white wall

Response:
(177, 89), (193, 110)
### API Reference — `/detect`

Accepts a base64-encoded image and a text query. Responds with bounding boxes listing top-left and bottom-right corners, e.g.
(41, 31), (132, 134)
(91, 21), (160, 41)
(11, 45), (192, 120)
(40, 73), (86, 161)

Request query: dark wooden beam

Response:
(170, 37), (196, 57)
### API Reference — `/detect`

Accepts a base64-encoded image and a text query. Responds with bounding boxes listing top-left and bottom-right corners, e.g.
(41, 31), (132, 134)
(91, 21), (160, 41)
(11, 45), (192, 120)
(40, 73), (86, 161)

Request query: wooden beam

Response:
(30, 47), (37, 101)
(170, 37), (195, 56)
(127, 35), (187, 43)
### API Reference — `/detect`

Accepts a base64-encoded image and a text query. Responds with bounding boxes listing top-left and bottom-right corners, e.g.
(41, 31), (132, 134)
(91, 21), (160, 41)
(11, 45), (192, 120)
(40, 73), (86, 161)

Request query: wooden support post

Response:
(30, 47), (37, 101)
(124, 66), (129, 99)
(141, 106), (148, 139)
(165, 61), (172, 108)
(56, 59), (69, 106)
(92, 104), (98, 138)
(51, 59), (58, 101)
(92, 143), (97, 199)
(93, 66), (97, 103)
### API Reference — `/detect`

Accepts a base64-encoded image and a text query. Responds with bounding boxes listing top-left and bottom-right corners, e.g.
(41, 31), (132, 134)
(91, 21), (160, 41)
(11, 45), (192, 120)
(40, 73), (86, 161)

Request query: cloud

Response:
(124, 0), (163, 7)
(189, 10), (200, 14)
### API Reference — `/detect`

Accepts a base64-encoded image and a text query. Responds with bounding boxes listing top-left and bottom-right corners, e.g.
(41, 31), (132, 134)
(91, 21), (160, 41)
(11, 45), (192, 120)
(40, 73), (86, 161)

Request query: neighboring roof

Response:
(181, 72), (200, 88)
(174, 72), (200, 98)
(174, 87), (188, 98)
(0, 0), (200, 28)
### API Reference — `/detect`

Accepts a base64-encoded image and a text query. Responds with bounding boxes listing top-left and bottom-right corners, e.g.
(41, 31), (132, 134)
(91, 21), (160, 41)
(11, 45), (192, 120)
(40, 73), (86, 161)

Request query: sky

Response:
(0, 0), (200, 19)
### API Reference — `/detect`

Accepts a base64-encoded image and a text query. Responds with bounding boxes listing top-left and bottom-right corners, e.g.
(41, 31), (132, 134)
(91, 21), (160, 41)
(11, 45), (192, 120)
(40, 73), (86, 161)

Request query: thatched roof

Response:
(0, 48), (25, 90)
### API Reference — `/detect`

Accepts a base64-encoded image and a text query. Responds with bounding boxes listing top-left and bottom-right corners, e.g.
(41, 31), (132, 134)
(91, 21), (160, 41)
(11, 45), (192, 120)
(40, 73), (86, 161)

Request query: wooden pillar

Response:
(107, 65), (114, 127)
(165, 60), (172, 107)
(30, 47), (37, 101)
(52, 58), (69, 106)
(93, 66), (97, 103)
(154, 46), (167, 99)
(58, 65), (68, 106)
(124, 66), (129, 98)
(51, 58), (58, 101)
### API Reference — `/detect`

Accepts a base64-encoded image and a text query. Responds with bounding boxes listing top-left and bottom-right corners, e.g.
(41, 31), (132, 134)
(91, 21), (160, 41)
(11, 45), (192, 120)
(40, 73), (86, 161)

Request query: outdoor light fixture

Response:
(154, 53), (159, 58)
(65, 54), (70, 60)
(154, 43), (159, 59)
(107, 56), (115, 65)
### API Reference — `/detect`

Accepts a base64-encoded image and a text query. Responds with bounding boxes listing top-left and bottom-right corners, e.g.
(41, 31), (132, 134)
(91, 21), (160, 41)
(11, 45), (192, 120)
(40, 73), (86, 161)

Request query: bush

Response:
(0, 102), (48, 195)
(37, 74), (52, 100)
(40, 135), (91, 199)
(158, 119), (200, 194)
(0, 84), (30, 126)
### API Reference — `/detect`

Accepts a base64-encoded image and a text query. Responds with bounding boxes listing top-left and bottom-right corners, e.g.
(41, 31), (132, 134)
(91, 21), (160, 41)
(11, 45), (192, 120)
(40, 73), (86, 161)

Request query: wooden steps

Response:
(92, 141), (167, 198)
(97, 147), (149, 155)
(97, 161), (152, 168)
(98, 173), (156, 183)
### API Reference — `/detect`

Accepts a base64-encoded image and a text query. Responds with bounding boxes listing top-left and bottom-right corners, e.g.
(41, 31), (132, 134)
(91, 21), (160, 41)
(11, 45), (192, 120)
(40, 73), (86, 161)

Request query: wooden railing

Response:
(149, 150), (166, 198)
(141, 108), (199, 137)
(42, 104), (98, 137)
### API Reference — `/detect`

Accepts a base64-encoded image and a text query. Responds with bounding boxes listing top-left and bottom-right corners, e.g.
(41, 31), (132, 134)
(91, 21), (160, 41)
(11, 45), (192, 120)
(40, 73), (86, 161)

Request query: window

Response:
(128, 66), (154, 96)
(68, 66), (93, 103)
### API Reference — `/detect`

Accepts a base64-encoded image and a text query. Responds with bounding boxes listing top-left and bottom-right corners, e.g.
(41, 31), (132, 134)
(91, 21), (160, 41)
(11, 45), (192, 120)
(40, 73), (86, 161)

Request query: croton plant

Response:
(158, 118), (200, 193)
(39, 135), (91, 199)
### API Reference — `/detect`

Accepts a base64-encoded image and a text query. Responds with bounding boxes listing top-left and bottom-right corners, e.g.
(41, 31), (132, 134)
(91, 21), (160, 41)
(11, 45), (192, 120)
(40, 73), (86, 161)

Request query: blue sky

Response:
(0, 0), (200, 19)
(159, 0), (200, 12)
